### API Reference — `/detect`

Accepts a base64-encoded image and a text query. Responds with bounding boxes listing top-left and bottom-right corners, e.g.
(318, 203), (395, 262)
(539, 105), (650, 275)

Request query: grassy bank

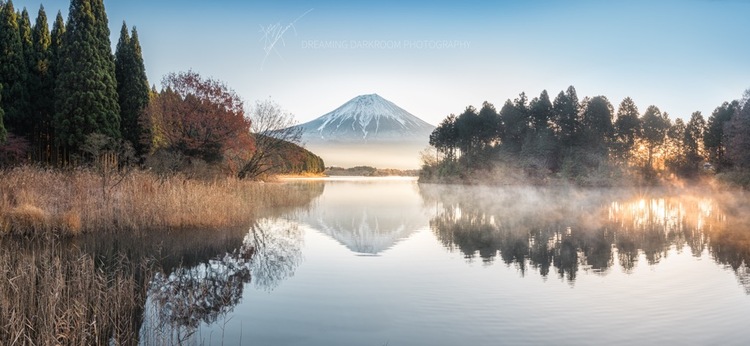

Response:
(0, 166), (320, 237)
(0, 240), (150, 345)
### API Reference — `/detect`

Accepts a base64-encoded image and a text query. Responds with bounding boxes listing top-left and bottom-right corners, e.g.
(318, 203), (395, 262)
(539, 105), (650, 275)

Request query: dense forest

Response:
(422, 86), (750, 186)
(0, 0), (319, 178)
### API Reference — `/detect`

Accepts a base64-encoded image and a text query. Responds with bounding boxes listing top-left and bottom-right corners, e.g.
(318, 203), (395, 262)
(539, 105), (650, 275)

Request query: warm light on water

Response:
(6, 178), (748, 345)
(134, 179), (750, 345)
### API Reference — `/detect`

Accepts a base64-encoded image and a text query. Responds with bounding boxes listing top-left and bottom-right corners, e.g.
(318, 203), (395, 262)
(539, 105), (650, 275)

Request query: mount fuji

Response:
(294, 94), (435, 169)
(297, 94), (434, 142)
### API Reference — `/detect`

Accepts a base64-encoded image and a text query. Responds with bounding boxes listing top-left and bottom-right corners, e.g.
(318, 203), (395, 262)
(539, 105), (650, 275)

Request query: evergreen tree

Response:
(30, 5), (54, 160)
(613, 97), (641, 162)
(725, 91), (750, 169)
(499, 93), (530, 153)
(529, 90), (552, 133)
(704, 101), (738, 169)
(581, 95), (614, 153)
(683, 111), (706, 171)
(0, 0), (29, 136)
(50, 11), (64, 72)
(55, 0), (121, 154)
(429, 114), (458, 161)
(552, 86), (580, 147)
(640, 105), (670, 173)
(115, 23), (150, 155)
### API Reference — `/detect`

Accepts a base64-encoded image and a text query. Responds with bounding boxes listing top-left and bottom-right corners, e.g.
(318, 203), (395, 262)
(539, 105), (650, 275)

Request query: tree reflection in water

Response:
(143, 218), (303, 343)
(421, 185), (750, 290)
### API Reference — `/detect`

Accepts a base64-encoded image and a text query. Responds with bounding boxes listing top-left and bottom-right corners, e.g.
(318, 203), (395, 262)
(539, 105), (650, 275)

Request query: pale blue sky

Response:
(13, 0), (750, 124)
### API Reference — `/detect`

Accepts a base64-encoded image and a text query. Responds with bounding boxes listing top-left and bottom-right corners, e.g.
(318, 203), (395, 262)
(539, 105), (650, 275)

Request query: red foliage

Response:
(145, 71), (254, 164)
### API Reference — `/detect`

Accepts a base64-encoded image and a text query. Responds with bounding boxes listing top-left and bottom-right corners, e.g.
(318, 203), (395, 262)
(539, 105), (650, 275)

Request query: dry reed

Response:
(0, 166), (318, 237)
(0, 241), (151, 345)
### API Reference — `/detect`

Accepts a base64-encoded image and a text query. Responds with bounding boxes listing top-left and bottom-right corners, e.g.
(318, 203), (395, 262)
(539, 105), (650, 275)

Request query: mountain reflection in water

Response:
(295, 178), (429, 254)
(420, 185), (750, 292)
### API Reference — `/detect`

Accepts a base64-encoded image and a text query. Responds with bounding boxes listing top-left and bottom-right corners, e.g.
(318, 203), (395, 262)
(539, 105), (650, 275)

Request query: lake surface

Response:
(141, 177), (750, 345)
(5, 178), (750, 345)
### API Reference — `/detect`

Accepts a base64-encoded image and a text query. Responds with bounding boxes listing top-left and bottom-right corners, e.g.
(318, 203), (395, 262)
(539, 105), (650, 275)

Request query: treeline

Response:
(0, 0), (315, 179)
(0, 0), (146, 164)
(422, 85), (750, 186)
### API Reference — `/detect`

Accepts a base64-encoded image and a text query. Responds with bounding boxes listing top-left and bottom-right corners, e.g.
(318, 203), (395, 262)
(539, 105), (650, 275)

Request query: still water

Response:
(138, 177), (750, 345)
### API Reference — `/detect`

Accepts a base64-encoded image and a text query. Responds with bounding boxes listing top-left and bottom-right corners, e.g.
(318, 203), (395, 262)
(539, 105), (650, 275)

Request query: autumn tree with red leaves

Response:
(143, 71), (253, 173)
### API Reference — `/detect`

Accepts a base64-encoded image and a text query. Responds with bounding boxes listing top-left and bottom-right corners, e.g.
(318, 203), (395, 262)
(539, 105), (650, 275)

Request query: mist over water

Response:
(5, 178), (749, 345)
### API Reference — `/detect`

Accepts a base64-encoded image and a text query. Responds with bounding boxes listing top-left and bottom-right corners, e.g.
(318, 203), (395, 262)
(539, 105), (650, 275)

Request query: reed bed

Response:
(0, 241), (151, 345)
(0, 166), (318, 237)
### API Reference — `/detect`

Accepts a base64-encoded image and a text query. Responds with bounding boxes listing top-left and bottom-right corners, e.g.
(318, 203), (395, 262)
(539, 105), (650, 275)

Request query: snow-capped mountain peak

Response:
(296, 94), (434, 142)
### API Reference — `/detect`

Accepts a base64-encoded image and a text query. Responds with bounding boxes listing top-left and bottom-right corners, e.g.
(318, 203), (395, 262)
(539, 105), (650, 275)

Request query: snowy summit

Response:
(296, 94), (435, 143)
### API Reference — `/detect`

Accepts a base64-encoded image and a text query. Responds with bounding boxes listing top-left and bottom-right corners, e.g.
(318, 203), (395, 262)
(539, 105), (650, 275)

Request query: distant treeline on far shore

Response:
(421, 86), (750, 187)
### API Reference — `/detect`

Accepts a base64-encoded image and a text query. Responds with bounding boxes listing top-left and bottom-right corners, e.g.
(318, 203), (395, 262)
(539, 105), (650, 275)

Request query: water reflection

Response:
(141, 218), (304, 343)
(297, 179), (429, 254)
(421, 185), (750, 291)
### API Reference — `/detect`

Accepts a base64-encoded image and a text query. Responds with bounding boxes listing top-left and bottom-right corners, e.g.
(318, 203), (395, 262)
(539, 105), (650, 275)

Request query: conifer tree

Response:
(0, 1), (29, 136)
(30, 5), (54, 160)
(50, 11), (64, 72)
(115, 22), (150, 155)
(55, 0), (121, 154)
(704, 101), (738, 169)
(529, 90), (553, 133)
(552, 86), (580, 147)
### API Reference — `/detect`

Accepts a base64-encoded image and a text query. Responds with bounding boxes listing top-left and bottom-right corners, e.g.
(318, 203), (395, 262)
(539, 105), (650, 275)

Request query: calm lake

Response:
(6, 177), (750, 345)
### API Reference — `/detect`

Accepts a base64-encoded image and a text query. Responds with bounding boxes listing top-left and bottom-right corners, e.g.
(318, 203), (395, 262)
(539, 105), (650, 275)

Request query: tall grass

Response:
(0, 166), (320, 237)
(0, 240), (151, 345)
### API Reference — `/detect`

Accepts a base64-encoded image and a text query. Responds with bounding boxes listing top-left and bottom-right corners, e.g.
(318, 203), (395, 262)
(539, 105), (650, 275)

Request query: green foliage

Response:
(499, 95), (529, 153)
(640, 105), (670, 174)
(115, 23), (150, 156)
(529, 90), (552, 133)
(613, 97), (641, 163)
(553, 86), (580, 148)
(0, 1), (29, 136)
(263, 140), (325, 175)
(580, 95), (614, 154)
(28, 5), (55, 161)
(725, 92), (750, 169)
(55, 0), (121, 154)
(429, 113), (459, 161)
(421, 85), (749, 186)
(704, 100), (738, 170)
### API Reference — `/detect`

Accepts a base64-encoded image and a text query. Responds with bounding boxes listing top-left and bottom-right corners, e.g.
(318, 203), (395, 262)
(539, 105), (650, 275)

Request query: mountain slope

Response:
(297, 94), (434, 142)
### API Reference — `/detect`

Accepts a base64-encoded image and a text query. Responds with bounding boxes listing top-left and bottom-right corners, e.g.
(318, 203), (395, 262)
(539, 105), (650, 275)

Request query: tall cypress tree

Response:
(50, 11), (65, 73)
(0, 0), (28, 137)
(55, 0), (121, 154)
(115, 23), (150, 155)
(30, 5), (53, 161)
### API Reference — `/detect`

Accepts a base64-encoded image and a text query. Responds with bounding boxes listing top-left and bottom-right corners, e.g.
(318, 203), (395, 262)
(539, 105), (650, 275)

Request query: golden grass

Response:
(0, 241), (150, 345)
(0, 166), (320, 237)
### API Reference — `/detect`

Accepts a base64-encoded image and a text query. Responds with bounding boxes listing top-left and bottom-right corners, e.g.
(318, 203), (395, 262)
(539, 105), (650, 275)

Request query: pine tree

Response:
(612, 97), (641, 164)
(640, 105), (670, 173)
(55, 0), (121, 154)
(553, 86), (580, 148)
(0, 0), (29, 136)
(529, 90), (553, 133)
(115, 22), (150, 155)
(704, 101), (738, 169)
(581, 95), (614, 151)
